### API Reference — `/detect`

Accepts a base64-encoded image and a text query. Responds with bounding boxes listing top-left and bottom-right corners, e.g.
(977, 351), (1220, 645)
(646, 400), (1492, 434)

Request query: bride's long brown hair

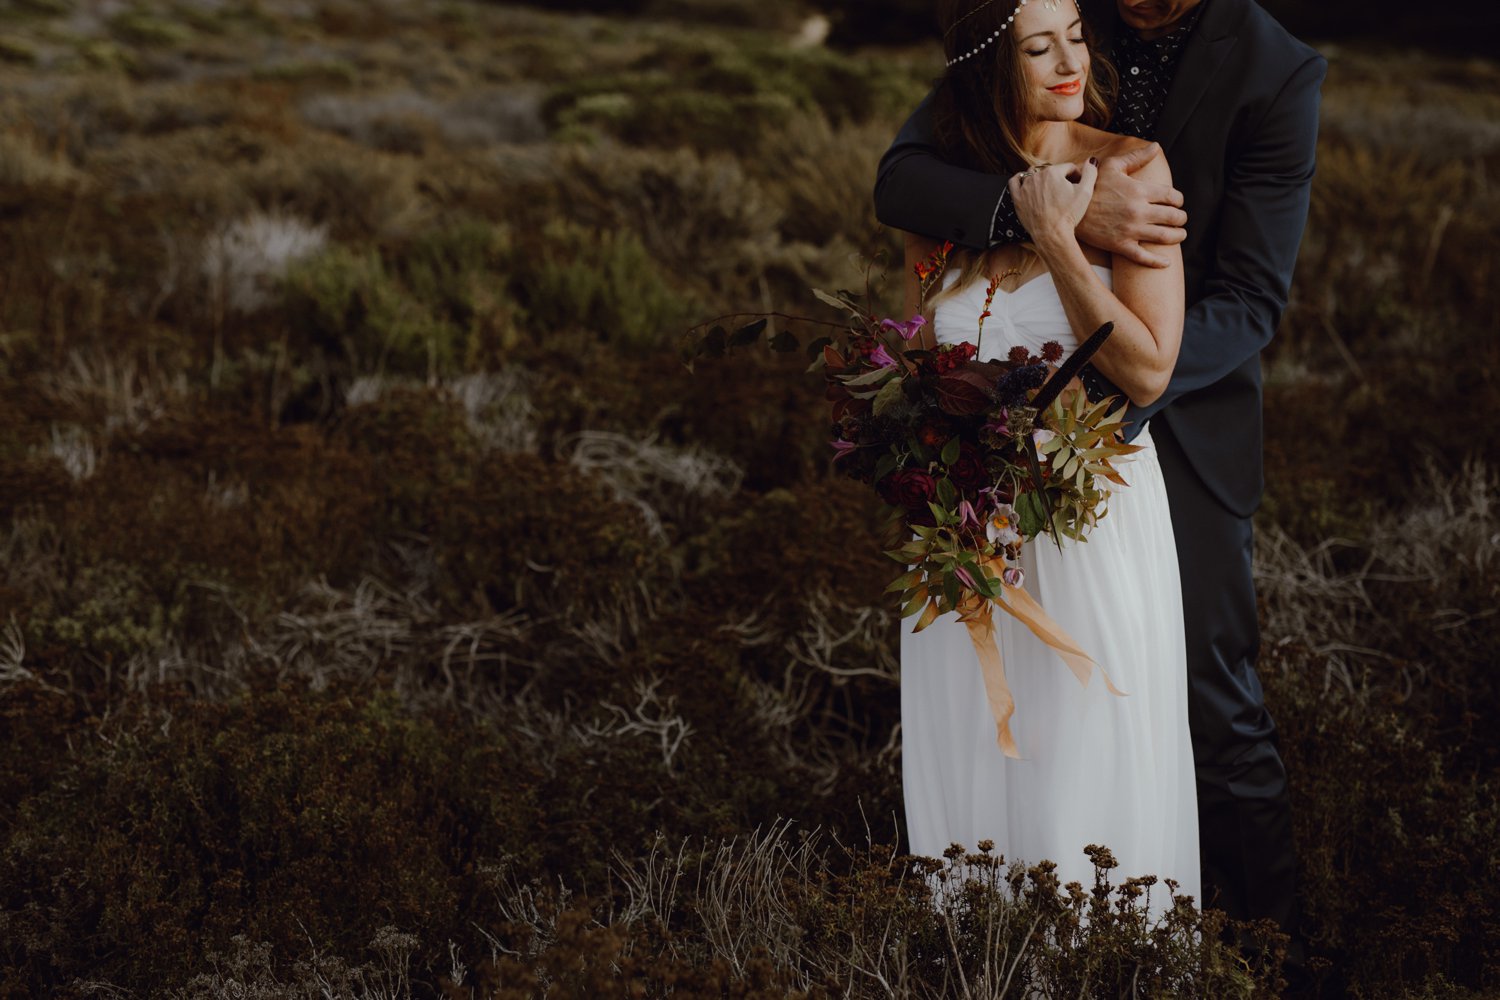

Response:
(925, 0), (1117, 305)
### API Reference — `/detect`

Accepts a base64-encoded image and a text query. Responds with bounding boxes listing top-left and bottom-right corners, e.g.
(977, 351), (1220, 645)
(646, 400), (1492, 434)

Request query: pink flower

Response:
(957, 499), (980, 529)
(829, 439), (857, 462)
(880, 315), (927, 342)
(955, 566), (979, 592)
(869, 343), (899, 368)
(1003, 567), (1025, 588)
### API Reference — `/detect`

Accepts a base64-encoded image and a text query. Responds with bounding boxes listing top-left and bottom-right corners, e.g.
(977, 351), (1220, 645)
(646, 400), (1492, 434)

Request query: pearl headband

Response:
(944, 0), (1067, 69)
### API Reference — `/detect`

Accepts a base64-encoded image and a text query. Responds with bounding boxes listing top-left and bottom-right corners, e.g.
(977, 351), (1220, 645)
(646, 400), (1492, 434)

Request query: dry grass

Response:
(0, 3), (1494, 997)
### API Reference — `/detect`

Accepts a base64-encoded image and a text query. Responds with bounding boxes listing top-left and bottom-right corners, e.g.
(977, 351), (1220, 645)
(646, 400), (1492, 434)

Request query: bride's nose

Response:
(1056, 49), (1084, 76)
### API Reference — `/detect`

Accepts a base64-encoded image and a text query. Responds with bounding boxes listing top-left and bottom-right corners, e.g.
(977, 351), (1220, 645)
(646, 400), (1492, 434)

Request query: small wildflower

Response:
(1041, 340), (1065, 363)
(868, 343), (899, 368)
(1008, 345), (1030, 365)
(880, 315), (927, 341)
(987, 504), (1021, 546)
(1003, 567), (1024, 587)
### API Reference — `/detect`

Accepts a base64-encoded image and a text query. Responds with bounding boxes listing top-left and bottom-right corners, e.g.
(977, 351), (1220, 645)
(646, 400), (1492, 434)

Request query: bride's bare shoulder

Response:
(1076, 128), (1173, 181)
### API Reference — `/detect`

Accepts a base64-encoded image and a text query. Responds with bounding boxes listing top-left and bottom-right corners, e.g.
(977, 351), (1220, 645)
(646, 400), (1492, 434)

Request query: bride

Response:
(898, 0), (1200, 913)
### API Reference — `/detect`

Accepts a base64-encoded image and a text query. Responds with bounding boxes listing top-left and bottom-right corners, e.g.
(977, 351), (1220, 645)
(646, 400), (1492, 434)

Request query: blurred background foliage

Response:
(0, 0), (1496, 997)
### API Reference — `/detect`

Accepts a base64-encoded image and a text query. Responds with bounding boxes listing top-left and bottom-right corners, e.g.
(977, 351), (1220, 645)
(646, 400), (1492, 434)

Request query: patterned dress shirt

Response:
(987, 1), (1211, 244)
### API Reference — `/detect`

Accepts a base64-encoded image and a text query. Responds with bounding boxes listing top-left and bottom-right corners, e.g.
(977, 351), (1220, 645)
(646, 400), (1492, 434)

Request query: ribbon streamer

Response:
(955, 558), (1127, 760)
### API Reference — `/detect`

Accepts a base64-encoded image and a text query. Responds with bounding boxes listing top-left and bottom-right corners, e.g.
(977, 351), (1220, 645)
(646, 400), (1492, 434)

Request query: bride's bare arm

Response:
(1013, 154), (1184, 407)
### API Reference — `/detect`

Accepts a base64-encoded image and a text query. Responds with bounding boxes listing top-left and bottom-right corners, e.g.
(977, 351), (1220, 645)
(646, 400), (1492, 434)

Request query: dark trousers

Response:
(1151, 421), (1300, 955)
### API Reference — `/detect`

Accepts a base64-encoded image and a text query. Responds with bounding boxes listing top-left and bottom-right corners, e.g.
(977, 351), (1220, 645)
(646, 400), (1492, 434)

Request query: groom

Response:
(874, 0), (1326, 986)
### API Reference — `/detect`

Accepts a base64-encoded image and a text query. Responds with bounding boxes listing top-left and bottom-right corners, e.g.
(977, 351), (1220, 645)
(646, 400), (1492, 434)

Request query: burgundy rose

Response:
(877, 470), (937, 511)
(948, 442), (991, 492)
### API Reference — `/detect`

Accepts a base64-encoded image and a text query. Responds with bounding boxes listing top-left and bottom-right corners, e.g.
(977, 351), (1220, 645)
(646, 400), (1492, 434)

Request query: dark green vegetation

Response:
(0, 1), (1496, 996)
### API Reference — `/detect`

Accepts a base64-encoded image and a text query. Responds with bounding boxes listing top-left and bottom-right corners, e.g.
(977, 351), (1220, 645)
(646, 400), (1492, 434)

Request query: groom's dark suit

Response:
(873, 0), (1326, 960)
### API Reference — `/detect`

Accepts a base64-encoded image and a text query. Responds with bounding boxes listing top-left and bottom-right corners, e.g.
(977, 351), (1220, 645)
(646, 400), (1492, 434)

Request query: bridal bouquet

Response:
(688, 242), (1139, 757)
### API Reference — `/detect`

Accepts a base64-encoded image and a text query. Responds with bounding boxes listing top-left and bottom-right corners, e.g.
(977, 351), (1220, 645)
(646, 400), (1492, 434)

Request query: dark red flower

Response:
(948, 442), (990, 491)
(877, 469), (938, 513)
(917, 421), (951, 449)
(1041, 340), (1065, 363)
(1007, 345), (1031, 365)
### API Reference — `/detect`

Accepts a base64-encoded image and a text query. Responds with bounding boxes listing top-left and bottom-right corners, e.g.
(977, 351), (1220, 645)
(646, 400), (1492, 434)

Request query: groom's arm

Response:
(1124, 53), (1328, 426)
(874, 91), (1189, 261)
(873, 90), (1020, 252)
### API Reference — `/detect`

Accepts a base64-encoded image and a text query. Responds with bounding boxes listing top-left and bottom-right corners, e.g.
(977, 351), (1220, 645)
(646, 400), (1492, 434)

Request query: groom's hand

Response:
(1076, 143), (1188, 268)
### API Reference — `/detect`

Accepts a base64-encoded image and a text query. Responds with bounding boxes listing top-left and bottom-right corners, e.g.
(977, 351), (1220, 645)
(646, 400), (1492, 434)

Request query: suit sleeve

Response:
(1125, 52), (1328, 426)
(873, 89), (1024, 251)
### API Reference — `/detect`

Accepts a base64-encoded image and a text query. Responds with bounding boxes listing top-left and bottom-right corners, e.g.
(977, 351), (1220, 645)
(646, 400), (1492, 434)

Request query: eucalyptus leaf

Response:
(812, 288), (851, 311)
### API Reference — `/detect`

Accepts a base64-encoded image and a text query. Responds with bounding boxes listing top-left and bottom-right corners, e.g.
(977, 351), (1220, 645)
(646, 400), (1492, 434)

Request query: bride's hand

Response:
(1009, 160), (1099, 253)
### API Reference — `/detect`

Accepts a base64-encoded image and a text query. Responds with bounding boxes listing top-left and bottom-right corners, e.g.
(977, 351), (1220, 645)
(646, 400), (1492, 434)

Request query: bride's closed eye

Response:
(1025, 38), (1086, 57)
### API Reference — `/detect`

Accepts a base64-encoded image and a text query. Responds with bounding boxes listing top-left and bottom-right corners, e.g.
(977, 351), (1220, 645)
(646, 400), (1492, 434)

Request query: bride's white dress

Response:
(901, 265), (1200, 917)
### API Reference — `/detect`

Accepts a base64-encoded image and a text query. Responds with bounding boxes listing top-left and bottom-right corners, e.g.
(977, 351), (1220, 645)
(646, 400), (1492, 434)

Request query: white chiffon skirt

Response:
(900, 423), (1200, 919)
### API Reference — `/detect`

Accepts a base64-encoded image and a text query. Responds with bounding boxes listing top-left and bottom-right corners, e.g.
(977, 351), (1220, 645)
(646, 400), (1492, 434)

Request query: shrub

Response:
(501, 219), (693, 352)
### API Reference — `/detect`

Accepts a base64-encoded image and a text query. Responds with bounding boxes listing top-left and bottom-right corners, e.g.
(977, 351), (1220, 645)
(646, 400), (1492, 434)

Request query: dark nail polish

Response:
(1089, 157), (1098, 165)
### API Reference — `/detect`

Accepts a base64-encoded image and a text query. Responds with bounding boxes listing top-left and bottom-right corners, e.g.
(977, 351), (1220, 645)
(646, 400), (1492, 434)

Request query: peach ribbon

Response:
(954, 560), (1127, 760)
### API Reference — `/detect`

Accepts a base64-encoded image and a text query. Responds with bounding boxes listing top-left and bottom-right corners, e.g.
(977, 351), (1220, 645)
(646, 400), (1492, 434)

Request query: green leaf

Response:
(812, 288), (852, 311)
(844, 366), (895, 387)
(913, 598), (941, 632)
(872, 377), (904, 416)
(942, 572), (960, 608)
(1016, 490), (1048, 538)
(936, 477), (957, 508)
(940, 436), (961, 466)
(769, 329), (799, 352)
(886, 568), (925, 594)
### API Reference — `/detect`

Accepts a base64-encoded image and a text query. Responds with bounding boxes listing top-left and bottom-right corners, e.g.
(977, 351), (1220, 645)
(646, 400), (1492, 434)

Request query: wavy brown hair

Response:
(932, 0), (1117, 177)
(922, 0), (1117, 308)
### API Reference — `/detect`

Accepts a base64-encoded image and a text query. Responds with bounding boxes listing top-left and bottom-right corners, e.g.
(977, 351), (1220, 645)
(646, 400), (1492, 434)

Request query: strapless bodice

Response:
(932, 264), (1113, 364)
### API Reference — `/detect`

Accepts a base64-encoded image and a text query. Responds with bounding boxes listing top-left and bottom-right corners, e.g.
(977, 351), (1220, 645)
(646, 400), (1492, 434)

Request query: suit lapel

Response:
(1154, 0), (1246, 153)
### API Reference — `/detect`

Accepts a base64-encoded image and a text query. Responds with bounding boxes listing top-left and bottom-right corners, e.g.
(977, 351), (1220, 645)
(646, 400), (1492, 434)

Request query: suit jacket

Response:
(873, 0), (1327, 518)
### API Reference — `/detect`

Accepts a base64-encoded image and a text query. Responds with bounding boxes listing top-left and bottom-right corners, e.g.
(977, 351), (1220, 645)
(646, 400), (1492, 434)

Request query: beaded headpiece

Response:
(944, 0), (1068, 69)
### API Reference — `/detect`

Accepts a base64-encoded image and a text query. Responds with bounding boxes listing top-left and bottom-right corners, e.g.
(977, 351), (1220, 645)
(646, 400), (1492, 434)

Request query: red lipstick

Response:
(1048, 80), (1083, 95)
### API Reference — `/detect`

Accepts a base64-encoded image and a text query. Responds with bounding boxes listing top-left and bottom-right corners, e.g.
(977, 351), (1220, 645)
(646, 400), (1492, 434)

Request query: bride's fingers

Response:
(1076, 159), (1100, 201)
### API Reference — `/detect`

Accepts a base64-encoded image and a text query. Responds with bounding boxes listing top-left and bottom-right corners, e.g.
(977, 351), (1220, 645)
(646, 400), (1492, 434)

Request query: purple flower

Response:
(955, 566), (979, 591)
(984, 411), (1012, 438)
(1003, 567), (1025, 588)
(869, 343), (899, 368)
(880, 315), (927, 342)
(830, 438), (857, 462)
(957, 499), (981, 530)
